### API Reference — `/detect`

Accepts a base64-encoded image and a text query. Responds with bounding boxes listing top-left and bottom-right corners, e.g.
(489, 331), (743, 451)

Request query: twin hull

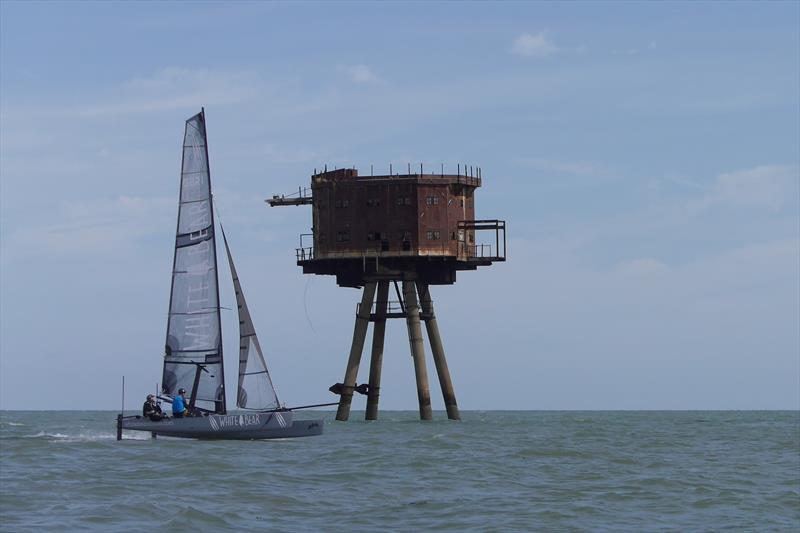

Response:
(122, 411), (323, 439)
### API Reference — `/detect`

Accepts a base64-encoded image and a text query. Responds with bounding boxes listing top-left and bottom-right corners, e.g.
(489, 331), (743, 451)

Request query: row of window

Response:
(326, 196), (448, 208)
(331, 231), (473, 243)
(331, 230), (471, 242)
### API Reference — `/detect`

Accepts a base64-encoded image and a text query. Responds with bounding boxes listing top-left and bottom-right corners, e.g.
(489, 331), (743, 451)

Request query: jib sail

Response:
(221, 227), (281, 411)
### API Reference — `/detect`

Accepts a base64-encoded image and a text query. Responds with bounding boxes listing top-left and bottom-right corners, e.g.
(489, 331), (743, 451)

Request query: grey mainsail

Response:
(161, 110), (226, 413)
(221, 227), (281, 411)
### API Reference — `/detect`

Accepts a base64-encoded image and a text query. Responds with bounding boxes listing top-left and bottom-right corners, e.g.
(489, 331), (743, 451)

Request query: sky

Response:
(1, 1), (798, 411)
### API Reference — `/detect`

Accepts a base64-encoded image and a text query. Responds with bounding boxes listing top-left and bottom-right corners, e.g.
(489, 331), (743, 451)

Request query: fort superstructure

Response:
(269, 166), (505, 420)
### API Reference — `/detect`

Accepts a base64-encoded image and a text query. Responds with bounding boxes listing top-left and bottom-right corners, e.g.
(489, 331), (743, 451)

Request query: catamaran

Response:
(118, 109), (324, 439)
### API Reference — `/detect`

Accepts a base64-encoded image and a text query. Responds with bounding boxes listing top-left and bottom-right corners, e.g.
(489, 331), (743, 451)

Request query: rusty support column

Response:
(403, 280), (432, 420)
(417, 283), (460, 420)
(365, 281), (390, 420)
(336, 282), (377, 421)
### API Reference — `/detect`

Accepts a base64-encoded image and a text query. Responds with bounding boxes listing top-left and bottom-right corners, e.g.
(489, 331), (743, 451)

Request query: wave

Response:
(23, 431), (152, 442)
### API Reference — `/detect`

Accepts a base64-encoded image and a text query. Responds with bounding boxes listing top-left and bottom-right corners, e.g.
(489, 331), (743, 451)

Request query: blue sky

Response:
(1, 1), (798, 410)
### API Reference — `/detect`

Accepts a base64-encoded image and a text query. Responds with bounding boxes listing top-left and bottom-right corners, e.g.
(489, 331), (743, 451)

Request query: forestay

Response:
(161, 110), (226, 413)
(221, 227), (281, 411)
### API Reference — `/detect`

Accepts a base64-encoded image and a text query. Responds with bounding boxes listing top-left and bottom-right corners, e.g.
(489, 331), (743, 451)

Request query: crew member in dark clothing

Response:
(142, 394), (165, 421)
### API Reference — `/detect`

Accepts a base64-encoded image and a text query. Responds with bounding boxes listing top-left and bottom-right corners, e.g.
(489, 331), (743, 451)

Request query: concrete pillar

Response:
(403, 280), (432, 420)
(417, 283), (460, 420)
(365, 281), (390, 420)
(336, 282), (377, 421)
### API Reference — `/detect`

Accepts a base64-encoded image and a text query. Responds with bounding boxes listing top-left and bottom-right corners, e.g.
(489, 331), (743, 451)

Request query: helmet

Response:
(147, 394), (155, 400)
(178, 388), (186, 394)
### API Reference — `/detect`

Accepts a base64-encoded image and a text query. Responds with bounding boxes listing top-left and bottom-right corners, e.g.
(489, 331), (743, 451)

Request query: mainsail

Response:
(161, 110), (226, 413)
(221, 227), (281, 411)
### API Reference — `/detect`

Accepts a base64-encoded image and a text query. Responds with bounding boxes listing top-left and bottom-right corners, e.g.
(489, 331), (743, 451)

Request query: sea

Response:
(1, 410), (798, 532)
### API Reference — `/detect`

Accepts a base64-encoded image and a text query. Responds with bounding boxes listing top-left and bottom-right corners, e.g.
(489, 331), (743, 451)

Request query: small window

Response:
(425, 196), (439, 206)
(426, 230), (440, 240)
(335, 198), (350, 208)
(366, 198), (381, 207)
(460, 199), (464, 207)
(336, 230), (351, 242)
(395, 196), (411, 206)
(399, 231), (411, 241)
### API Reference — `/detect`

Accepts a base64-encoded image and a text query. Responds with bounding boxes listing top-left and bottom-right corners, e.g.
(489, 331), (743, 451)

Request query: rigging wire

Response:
(303, 276), (317, 335)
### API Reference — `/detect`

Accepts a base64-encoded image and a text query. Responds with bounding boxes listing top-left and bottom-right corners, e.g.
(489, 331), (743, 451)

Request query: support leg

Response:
(365, 281), (389, 420)
(417, 283), (460, 420)
(403, 281), (432, 420)
(336, 282), (377, 421)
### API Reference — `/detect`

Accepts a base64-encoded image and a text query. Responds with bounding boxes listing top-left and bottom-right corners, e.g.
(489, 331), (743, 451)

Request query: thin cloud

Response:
(520, 157), (614, 180)
(6, 195), (174, 256)
(511, 32), (559, 57)
(64, 68), (260, 118)
(338, 64), (384, 84)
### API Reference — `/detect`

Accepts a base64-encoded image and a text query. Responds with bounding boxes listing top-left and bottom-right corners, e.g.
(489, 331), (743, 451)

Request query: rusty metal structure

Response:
(268, 165), (505, 421)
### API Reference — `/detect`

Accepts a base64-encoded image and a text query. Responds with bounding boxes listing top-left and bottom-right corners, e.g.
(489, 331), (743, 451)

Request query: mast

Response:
(202, 108), (227, 414)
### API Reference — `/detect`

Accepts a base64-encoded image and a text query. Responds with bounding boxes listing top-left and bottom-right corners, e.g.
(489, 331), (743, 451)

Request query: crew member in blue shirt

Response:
(172, 388), (189, 418)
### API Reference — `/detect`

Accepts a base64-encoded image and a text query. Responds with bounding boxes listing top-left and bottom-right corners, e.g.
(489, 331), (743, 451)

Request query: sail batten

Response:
(221, 226), (281, 411)
(161, 110), (226, 414)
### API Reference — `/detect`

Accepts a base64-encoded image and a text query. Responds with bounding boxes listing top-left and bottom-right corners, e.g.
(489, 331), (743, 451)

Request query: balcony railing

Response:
(293, 219), (506, 263)
(296, 246), (314, 261)
(457, 219), (506, 261)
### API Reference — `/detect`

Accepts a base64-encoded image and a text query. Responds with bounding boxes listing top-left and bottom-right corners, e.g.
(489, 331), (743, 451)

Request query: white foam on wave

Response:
(24, 430), (151, 442)
(7, 422), (26, 426)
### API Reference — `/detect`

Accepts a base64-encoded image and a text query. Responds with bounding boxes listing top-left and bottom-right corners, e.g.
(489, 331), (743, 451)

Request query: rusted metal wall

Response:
(311, 170), (479, 260)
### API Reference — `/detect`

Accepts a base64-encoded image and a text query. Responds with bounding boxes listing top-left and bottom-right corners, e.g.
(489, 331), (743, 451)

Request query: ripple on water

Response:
(0, 410), (797, 532)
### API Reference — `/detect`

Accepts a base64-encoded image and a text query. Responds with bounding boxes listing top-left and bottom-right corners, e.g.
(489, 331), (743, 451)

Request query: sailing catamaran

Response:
(118, 109), (323, 439)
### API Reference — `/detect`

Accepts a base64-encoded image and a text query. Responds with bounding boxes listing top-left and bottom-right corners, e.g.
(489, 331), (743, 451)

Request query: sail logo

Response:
(209, 414), (261, 431)
(276, 412), (286, 428)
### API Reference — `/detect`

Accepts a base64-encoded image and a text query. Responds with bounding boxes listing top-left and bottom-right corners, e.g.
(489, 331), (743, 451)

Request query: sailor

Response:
(142, 394), (165, 421)
(172, 388), (189, 418)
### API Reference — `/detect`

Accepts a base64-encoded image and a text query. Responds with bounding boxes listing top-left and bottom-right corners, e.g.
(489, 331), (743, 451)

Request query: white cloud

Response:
(339, 64), (383, 84)
(511, 32), (559, 57)
(615, 257), (670, 277)
(644, 165), (798, 218)
(712, 165), (796, 210)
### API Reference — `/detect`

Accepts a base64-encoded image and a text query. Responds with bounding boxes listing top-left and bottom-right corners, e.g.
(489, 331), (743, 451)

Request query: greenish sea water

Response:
(1, 410), (798, 531)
